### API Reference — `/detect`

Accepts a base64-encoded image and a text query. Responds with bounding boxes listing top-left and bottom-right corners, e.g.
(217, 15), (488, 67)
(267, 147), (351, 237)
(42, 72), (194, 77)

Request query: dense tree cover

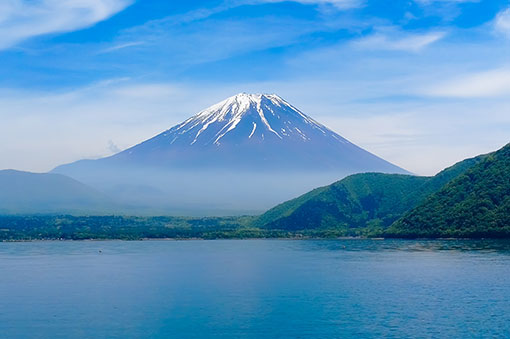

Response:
(0, 215), (253, 241)
(0, 215), (366, 240)
(386, 144), (510, 238)
(252, 153), (487, 231)
(253, 174), (428, 230)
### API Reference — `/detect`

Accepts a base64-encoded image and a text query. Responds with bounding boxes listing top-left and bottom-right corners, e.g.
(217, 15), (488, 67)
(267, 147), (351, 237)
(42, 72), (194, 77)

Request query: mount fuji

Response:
(53, 93), (408, 214)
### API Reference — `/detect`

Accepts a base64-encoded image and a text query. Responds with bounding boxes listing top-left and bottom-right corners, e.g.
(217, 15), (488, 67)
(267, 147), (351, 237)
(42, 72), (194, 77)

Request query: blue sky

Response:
(0, 0), (509, 174)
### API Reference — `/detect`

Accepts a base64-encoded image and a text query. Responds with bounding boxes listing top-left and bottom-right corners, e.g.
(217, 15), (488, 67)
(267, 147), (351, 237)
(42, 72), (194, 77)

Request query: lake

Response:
(0, 239), (509, 338)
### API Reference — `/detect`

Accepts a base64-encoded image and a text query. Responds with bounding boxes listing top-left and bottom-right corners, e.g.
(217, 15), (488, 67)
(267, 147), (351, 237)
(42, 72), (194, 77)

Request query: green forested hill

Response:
(386, 144), (510, 238)
(253, 151), (488, 231)
(254, 174), (427, 230)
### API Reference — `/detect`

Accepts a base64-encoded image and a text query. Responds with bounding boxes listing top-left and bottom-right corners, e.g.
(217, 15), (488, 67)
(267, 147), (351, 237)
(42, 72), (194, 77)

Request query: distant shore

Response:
(1, 214), (508, 242)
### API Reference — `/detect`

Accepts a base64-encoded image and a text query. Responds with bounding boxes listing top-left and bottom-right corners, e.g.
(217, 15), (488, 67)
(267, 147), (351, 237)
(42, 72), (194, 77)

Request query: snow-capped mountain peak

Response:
(54, 92), (408, 174)
(163, 93), (346, 147)
(52, 92), (409, 211)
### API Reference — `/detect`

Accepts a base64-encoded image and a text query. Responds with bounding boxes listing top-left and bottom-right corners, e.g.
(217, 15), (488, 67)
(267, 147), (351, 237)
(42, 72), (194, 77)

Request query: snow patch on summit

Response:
(160, 93), (351, 147)
(249, 122), (257, 139)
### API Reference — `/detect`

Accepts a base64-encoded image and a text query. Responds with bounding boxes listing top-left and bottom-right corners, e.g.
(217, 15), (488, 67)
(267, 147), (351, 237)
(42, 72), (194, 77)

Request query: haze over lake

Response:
(1, 239), (509, 338)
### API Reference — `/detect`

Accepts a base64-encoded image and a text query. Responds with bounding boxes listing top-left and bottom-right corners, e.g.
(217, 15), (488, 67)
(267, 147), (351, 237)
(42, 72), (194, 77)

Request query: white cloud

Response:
(113, 84), (179, 99)
(353, 29), (446, 52)
(255, 0), (363, 9)
(95, 0), (371, 66)
(422, 68), (510, 98)
(97, 41), (144, 54)
(412, 0), (480, 22)
(494, 8), (510, 38)
(118, 14), (344, 66)
(107, 140), (120, 153)
(414, 0), (479, 4)
(0, 0), (132, 50)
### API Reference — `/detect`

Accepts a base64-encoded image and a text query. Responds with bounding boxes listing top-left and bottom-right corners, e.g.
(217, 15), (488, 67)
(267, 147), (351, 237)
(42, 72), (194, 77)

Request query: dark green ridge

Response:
(253, 151), (489, 231)
(386, 143), (510, 238)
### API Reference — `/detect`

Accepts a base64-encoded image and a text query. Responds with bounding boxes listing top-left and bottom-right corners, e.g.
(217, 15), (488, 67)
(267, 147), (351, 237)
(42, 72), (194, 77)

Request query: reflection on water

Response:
(0, 239), (509, 338)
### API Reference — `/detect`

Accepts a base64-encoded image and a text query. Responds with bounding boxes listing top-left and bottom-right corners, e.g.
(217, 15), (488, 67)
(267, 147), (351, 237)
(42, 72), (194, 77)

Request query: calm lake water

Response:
(0, 239), (509, 338)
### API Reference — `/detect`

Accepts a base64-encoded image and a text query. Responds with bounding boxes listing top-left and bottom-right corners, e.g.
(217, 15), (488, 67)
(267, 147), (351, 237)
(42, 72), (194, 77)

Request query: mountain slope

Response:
(254, 152), (488, 230)
(254, 173), (428, 230)
(0, 170), (113, 214)
(56, 93), (407, 172)
(386, 143), (510, 238)
(52, 93), (408, 213)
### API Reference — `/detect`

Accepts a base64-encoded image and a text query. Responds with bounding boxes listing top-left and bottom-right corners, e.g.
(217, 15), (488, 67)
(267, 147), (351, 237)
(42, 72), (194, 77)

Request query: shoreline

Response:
(1, 236), (508, 243)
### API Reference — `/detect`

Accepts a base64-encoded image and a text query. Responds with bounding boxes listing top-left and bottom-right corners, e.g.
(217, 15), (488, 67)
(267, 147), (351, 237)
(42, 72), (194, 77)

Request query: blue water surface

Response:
(0, 239), (509, 338)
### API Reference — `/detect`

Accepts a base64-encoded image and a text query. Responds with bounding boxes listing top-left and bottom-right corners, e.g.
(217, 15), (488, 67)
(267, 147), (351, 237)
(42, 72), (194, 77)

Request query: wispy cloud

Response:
(113, 83), (179, 99)
(421, 68), (510, 98)
(103, 0), (375, 68)
(0, 0), (132, 50)
(252, 0), (364, 9)
(494, 8), (510, 38)
(412, 0), (480, 22)
(97, 41), (145, 54)
(414, 0), (479, 3)
(353, 29), (446, 52)
(107, 140), (121, 154)
(117, 14), (339, 66)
